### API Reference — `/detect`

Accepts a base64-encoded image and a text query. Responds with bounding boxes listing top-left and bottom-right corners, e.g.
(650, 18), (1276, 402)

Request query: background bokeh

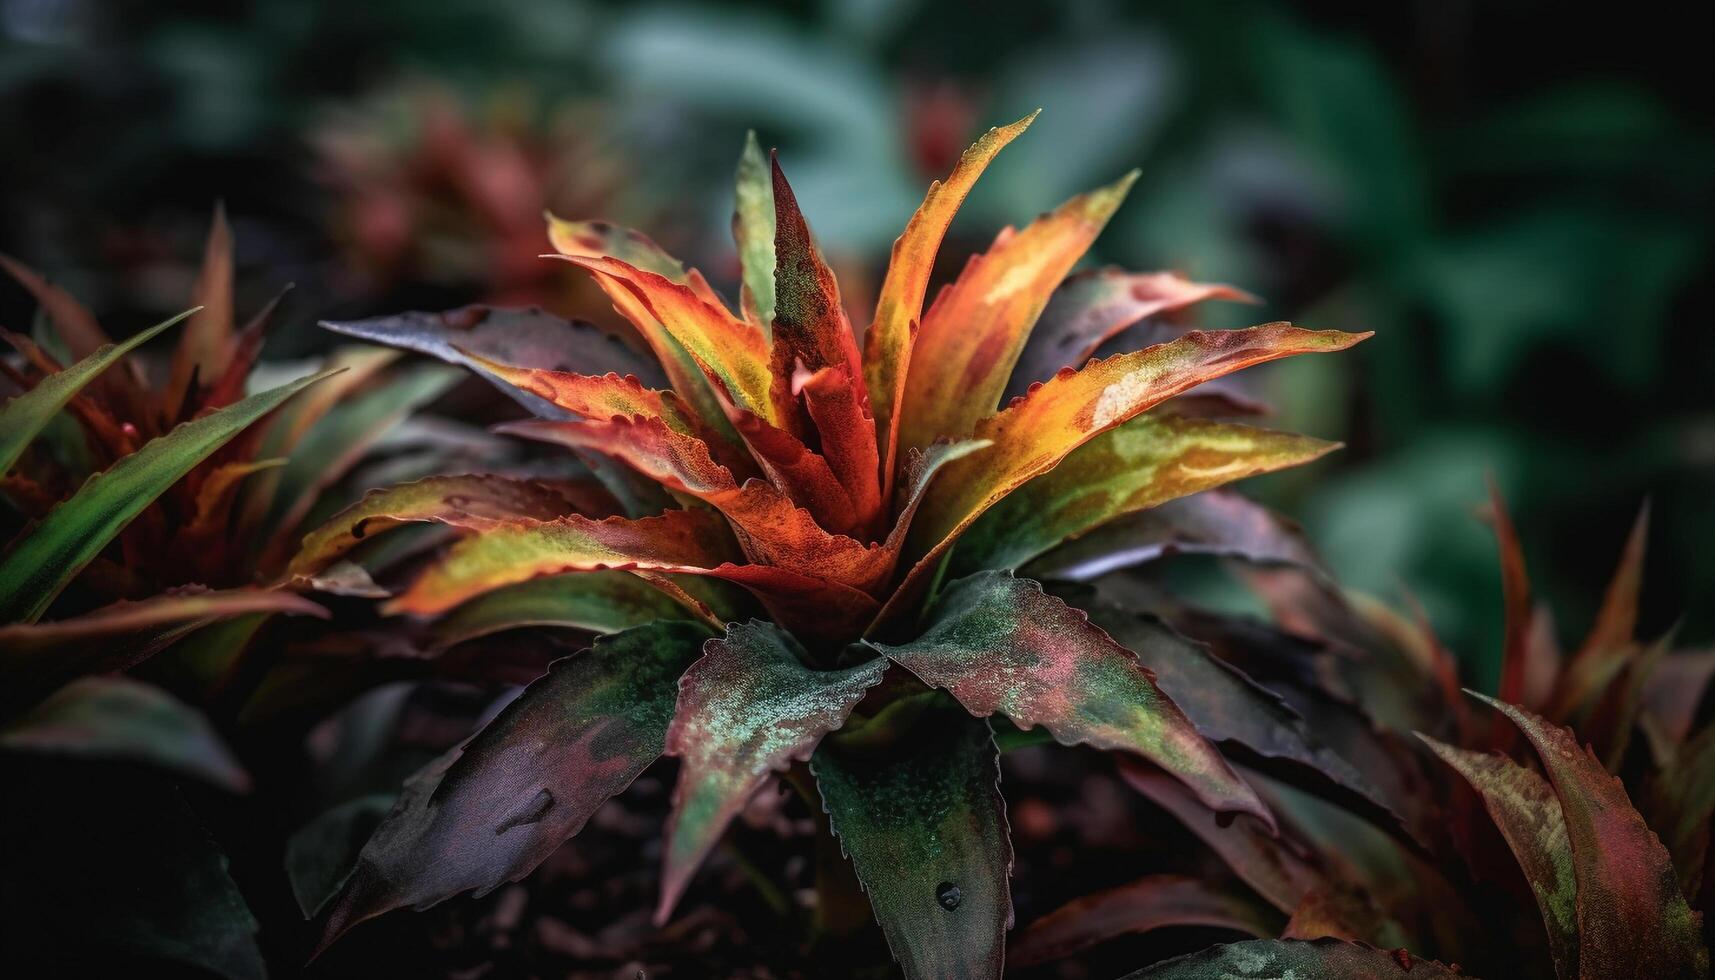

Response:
(4, 0), (1712, 684)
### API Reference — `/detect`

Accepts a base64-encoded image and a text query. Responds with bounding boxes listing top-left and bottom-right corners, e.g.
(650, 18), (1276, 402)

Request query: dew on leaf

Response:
(936, 881), (961, 911)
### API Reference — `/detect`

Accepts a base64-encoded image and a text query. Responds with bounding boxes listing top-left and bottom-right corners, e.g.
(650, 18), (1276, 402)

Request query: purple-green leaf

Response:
(1010, 873), (1277, 967)
(314, 620), (710, 955)
(811, 705), (1012, 980)
(658, 621), (887, 922)
(1119, 938), (1466, 979)
(871, 570), (1270, 826)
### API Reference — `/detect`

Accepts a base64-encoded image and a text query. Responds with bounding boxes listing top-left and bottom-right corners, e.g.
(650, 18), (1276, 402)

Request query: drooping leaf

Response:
(873, 570), (1269, 824)
(0, 369), (336, 623)
(1006, 267), (1256, 400)
(0, 309), (188, 475)
(1026, 489), (1328, 582)
(1119, 938), (1467, 979)
(0, 676), (249, 792)
(0, 587), (326, 716)
(889, 324), (1369, 619)
(1010, 873), (1277, 967)
(288, 474), (593, 580)
(867, 111), (1037, 497)
(812, 704), (1012, 980)
(1475, 692), (1709, 980)
(658, 620), (887, 921)
(2, 760), (265, 979)
(430, 570), (689, 649)
(321, 305), (665, 418)
(898, 169), (1139, 454)
(950, 413), (1336, 575)
(732, 131), (776, 327)
(1418, 734), (1577, 980)
(315, 621), (711, 953)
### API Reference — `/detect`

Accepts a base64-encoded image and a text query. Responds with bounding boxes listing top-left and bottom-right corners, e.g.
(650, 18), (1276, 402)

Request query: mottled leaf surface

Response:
(659, 621), (886, 921)
(1120, 938), (1466, 979)
(874, 570), (1268, 823)
(732, 131), (776, 326)
(951, 413), (1335, 575)
(316, 621), (710, 953)
(812, 705), (1011, 980)
(1477, 692), (1709, 980)
(1419, 734), (1577, 980)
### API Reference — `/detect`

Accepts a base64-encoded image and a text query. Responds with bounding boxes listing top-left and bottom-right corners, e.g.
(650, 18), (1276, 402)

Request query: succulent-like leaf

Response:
(867, 111), (1036, 498)
(898, 169), (1139, 453)
(1118, 938), (1466, 979)
(1027, 489), (1327, 582)
(658, 621), (887, 922)
(315, 620), (711, 954)
(0, 309), (188, 475)
(1418, 734), (1577, 980)
(1475, 692), (1709, 979)
(1010, 873), (1277, 967)
(1006, 268), (1257, 400)
(429, 570), (689, 649)
(1, 676), (250, 792)
(873, 570), (1269, 824)
(0, 369), (336, 623)
(951, 413), (1336, 574)
(812, 704), (1011, 980)
(321, 305), (665, 418)
(732, 131), (776, 327)
(288, 474), (595, 580)
(889, 324), (1369, 618)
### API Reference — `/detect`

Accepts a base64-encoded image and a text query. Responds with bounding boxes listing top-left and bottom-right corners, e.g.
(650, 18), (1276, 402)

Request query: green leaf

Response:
(811, 704), (1011, 980)
(285, 794), (395, 918)
(659, 621), (886, 922)
(871, 570), (1269, 826)
(315, 620), (711, 954)
(1418, 734), (1576, 980)
(733, 130), (776, 328)
(0, 308), (189, 475)
(1, 676), (249, 792)
(1119, 938), (1466, 979)
(951, 413), (1335, 576)
(0, 368), (336, 623)
(430, 570), (690, 649)
(1474, 692), (1710, 979)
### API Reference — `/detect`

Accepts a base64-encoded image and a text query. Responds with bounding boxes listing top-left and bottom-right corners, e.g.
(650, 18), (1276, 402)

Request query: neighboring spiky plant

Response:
(1012, 489), (1711, 979)
(0, 208), (464, 716)
(288, 112), (1369, 976)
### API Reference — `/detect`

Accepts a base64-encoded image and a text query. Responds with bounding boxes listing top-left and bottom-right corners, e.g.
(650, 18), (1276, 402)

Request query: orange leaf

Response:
(768, 155), (865, 390)
(866, 112), (1036, 500)
(896, 169), (1138, 455)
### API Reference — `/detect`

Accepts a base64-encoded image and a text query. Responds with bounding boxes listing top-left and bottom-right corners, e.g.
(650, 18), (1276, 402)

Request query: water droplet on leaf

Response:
(935, 881), (961, 911)
(495, 788), (553, 834)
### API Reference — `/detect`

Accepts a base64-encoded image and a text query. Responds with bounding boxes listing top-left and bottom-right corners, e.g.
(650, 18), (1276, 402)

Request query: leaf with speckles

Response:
(321, 305), (664, 418)
(887, 324), (1368, 622)
(314, 621), (711, 955)
(872, 570), (1269, 825)
(288, 474), (599, 581)
(950, 413), (1337, 575)
(657, 621), (886, 922)
(867, 111), (1036, 498)
(812, 704), (1011, 980)
(1005, 267), (1257, 400)
(1119, 938), (1467, 979)
(1475, 692), (1709, 980)
(897, 170), (1139, 455)
(1418, 734), (1576, 980)
(732, 132), (775, 327)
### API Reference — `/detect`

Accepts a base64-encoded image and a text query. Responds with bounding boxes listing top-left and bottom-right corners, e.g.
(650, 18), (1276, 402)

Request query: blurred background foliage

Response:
(3, 0), (1711, 685)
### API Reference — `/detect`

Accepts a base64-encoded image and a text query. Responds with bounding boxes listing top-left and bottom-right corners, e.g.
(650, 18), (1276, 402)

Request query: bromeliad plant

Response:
(288, 112), (1369, 975)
